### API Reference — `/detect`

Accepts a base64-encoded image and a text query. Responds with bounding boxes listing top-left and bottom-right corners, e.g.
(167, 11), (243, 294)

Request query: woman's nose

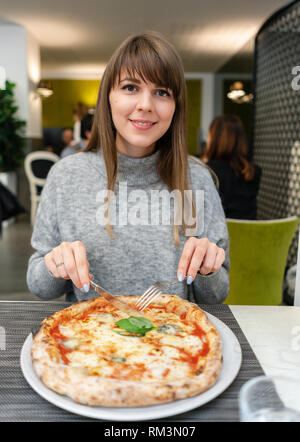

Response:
(136, 91), (153, 111)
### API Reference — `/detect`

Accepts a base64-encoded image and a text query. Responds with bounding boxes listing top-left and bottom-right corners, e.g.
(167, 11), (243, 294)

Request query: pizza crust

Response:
(31, 295), (222, 407)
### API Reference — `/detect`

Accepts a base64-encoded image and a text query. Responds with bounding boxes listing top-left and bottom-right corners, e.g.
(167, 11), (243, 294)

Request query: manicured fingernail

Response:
(187, 276), (193, 285)
(83, 283), (89, 293)
(178, 274), (184, 282)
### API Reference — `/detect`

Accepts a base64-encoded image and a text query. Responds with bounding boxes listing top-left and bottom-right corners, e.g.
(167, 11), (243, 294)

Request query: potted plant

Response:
(0, 81), (26, 225)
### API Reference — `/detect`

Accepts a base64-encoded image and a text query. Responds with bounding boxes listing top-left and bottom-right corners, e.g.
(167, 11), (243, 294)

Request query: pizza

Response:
(31, 294), (222, 407)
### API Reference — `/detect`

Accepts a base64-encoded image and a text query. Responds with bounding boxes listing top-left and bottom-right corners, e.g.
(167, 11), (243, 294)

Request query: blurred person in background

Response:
(61, 113), (94, 158)
(201, 115), (261, 220)
(73, 102), (88, 144)
(54, 127), (74, 157)
(61, 127), (74, 147)
(80, 112), (94, 147)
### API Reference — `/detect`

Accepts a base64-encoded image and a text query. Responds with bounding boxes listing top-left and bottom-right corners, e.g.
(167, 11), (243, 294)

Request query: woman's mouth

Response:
(129, 119), (157, 130)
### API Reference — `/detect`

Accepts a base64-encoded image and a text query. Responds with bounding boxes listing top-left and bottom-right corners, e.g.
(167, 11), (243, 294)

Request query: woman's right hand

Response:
(44, 241), (91, 293)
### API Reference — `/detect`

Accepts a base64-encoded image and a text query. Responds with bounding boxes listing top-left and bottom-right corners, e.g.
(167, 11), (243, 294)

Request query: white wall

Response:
(0, 24), (28, 126)
(0, 23), (42, 138)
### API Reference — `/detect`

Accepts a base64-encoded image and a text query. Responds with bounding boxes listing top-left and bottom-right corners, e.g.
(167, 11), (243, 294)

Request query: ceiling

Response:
(0, 0), (291, 76)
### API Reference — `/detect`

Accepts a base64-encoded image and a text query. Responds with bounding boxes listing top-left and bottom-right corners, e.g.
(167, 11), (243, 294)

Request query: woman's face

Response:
(109, 71), (176, 157)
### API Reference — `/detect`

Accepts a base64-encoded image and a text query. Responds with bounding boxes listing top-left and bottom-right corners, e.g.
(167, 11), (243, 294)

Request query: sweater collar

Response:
(95, 149), (161, 186)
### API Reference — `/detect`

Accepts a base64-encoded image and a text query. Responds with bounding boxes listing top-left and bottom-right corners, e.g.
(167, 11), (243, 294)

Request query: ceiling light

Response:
(227, 81), (253, 104)
(36, 80), (53, 98)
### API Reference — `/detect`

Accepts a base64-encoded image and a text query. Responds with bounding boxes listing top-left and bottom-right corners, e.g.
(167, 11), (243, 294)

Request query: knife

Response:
(89, 279), (145, 317)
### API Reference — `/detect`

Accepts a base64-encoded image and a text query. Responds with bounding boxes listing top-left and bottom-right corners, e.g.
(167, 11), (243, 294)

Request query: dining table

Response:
(0, 300), (299, 422)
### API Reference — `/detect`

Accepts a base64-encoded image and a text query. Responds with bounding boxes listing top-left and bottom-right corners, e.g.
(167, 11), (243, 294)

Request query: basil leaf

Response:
(128, 317), (154, 330)
(115, 319), (140, 333)
(116, 316), (155, 335)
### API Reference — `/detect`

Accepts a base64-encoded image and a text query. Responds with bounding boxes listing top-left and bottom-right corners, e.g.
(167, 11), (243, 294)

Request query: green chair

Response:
(224, 216), (299, 305)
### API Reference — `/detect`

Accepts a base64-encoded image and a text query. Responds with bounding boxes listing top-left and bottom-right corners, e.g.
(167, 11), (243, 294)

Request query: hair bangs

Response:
(112, 37), (181, 98)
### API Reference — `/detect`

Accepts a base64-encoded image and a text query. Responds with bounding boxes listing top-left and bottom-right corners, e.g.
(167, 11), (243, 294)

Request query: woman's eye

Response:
(122, 84), (137, 92)
(157, 89), (170, 97)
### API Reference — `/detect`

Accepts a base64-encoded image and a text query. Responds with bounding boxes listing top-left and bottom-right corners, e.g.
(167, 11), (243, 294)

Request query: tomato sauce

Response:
(77, 305), (106, 320)
(56, 343), (72, 365)
(191, 322), (209, 357)
(50, 326), (71, 365)
(163, 368), (170, 378)
(180, 311), (187, 320)
(50, 325), (67, 341)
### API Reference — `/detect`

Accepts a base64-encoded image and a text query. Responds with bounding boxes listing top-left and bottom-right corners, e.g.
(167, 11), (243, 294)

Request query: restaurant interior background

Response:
(0, 0), (299, 304)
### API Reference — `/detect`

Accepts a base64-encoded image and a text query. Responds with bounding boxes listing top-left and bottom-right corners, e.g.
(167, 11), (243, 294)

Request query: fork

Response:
(135, 279), (180, 312)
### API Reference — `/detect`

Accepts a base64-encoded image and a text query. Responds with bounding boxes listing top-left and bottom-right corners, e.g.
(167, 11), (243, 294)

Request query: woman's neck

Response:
(115, 133), (156, 158)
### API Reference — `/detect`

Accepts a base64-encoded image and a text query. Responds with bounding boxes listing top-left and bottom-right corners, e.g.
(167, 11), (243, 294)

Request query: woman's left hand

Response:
(177, 237), (225, 284)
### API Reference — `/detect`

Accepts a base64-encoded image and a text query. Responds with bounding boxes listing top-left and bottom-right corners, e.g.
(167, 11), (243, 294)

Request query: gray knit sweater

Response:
(26, 149), (230, 304)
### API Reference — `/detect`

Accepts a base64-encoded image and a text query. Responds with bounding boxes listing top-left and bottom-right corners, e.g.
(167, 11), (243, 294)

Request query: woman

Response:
(202, 115), (261, 220)
(27, 32), (229, 304)
(72, 102), (88, 144)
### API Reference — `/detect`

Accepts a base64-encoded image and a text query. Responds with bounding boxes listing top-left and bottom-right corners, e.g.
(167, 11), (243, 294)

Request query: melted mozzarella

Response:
(182, 335), (203, 353)
(161, 345), (181, 359)
(68, 351), (99, 368)
(95, 313), (115, 323)
(59, 324), (76, 338)
(57, 307), (204, 382)
(159, 335), (186, 347)
(63, 338), (79, 349)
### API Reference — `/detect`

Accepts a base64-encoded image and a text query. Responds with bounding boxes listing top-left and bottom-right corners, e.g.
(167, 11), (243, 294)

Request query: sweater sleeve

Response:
(190, 163), (230, 304)
(26, 164), (68, 299)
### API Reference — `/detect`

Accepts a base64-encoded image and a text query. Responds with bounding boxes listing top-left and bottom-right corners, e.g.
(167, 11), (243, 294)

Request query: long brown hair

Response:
(83, 31), (196, 245)
(203, 115), (255, 181)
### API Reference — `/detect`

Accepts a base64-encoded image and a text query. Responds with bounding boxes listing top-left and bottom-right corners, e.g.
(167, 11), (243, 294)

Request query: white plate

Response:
(20, 312), (242, 421)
